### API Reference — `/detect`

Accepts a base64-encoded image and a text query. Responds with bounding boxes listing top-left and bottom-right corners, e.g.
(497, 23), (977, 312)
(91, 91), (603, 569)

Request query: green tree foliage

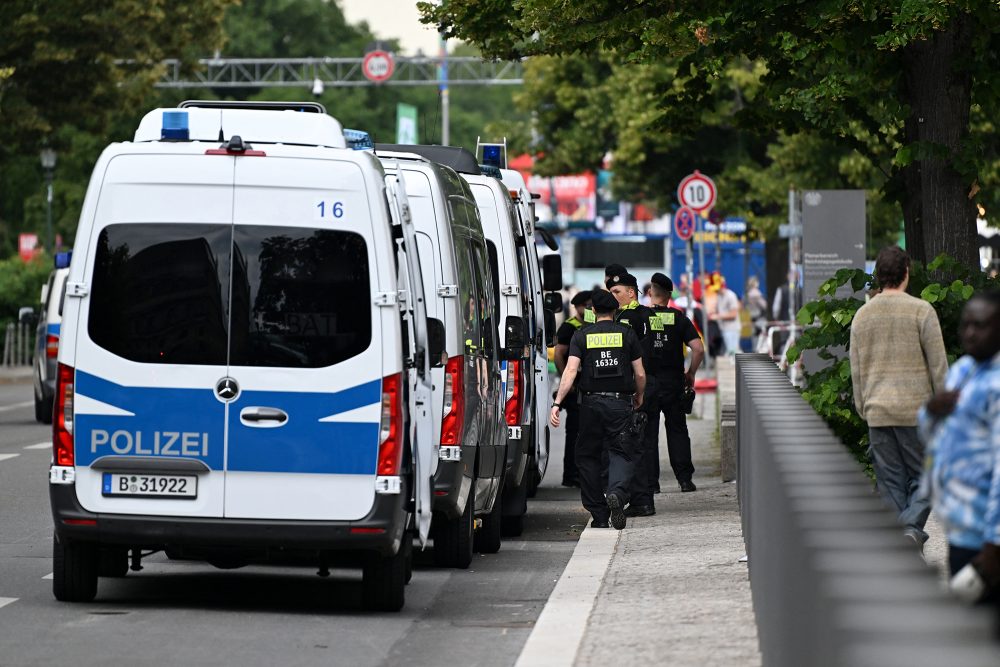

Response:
(0, 254), (53, 327)
(787, 257), (1000, 469)
(420, 0), (1000, 267)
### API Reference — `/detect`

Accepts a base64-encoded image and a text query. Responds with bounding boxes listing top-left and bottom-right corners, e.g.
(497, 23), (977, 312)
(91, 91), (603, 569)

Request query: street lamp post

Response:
(39, 147), (57, 255)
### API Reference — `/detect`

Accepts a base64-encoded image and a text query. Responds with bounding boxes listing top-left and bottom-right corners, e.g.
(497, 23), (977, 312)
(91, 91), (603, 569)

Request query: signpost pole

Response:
(697, 213), (711, 370)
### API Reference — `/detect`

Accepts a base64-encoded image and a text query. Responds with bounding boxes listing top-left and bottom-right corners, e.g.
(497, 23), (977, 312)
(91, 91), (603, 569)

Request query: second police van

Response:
(376, 146), (507, 567)
(49, 102), (442, 611)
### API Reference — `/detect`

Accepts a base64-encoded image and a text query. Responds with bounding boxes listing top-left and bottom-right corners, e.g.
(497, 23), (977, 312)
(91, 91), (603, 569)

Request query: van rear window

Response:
(88, 224), (372, 369)
(89, 224), (231, 365)
(229, 227), (371, 368)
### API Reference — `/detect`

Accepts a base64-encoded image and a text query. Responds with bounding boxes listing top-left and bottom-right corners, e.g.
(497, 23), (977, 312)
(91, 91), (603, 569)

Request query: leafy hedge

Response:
(787, 255), (998, 471)
(0, 253), (51, 328)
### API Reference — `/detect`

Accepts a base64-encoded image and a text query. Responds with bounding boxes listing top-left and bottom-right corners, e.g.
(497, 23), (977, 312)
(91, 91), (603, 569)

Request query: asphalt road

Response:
(0, 378), (587, 667)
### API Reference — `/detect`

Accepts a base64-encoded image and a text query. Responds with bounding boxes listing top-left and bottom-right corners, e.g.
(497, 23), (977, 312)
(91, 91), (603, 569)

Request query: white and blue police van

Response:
(461, 169), (538, 535)
(376, 145), (508, 566)
(498, 167), (564, 498)
(49, 101), (439, 612)
(33, 254), (71, 424)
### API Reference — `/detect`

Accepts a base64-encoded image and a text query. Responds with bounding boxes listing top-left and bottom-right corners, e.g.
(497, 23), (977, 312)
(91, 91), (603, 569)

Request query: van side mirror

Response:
(428, 318), (447, 368)
(503, 315), (525, 360)
(543, 292), (563, 313)
(544, 310), (556, 347)
(541, 254), (562, 291)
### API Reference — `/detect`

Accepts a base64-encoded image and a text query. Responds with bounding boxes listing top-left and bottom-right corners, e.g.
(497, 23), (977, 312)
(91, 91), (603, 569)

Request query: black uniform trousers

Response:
(562, 390), (580, 485)
(629, 373), (694, 507)
(576, 394), (637, 522)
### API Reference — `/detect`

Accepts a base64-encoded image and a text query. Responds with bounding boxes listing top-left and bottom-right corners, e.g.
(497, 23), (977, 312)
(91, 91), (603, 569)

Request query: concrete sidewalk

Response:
(0, 366), (31, 385)
(518, 360), (760, 666)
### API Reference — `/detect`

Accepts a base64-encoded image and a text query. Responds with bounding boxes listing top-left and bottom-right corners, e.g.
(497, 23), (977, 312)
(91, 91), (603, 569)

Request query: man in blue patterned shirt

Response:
(921, 291), (1000, 598)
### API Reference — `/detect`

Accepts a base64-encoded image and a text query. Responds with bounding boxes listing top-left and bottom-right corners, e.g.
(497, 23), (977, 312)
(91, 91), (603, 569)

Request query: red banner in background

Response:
(18, 234), (39, 262)
(510, 154), (596, 222)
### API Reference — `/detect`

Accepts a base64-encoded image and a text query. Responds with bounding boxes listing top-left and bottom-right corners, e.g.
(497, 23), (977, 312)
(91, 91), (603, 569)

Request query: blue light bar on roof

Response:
(54, 251), (72, 269)
(344, 129), (374, 151)
(161, 110), (190, 140)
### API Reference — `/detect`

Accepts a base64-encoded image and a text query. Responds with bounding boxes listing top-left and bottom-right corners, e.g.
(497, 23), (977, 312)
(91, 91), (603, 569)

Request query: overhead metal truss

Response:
(154, 56), (524, 89)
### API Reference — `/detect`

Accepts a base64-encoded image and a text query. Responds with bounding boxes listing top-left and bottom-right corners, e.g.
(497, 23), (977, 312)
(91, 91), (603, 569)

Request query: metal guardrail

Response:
(736, 353), (1000, 666)
(2, 322), (32, 367)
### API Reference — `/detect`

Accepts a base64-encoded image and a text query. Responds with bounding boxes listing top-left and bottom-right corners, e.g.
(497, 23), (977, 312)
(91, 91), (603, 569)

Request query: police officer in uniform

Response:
(627, 273), (705, 516)
(554, 290), (594, 487)
(550, 290), (646, 530)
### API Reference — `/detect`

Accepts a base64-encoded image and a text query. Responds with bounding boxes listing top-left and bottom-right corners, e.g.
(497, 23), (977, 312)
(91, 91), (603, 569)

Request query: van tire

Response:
(35, 394), (53, 425)
(98, 547), (129, 578)
(475, 495), (503, 554)
(52, 535), (98, 602)
(501, 514), (524, 537)
(433, 500), (473, 569)
(362, 545), (407, 612)
(404, 537), (413, 584)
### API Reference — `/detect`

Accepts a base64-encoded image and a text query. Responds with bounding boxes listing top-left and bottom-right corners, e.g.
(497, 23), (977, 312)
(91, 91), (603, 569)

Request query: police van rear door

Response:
(224, 152), (385, 521)
(70, 150), (233, 518)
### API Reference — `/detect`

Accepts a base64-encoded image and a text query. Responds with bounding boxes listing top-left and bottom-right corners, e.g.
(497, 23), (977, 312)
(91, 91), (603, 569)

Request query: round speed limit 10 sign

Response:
(677, 170), (717, 213)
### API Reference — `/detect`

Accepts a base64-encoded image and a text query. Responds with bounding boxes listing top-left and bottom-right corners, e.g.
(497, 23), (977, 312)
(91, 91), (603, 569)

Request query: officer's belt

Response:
(583, 391), (633, 400)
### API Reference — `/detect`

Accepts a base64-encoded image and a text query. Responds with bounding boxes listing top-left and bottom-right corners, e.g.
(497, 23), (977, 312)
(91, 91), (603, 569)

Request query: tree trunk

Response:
(900, 14), (979, 269)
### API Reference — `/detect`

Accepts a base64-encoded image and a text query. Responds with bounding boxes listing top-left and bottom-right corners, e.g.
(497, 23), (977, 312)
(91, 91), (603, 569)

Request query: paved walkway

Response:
(0, 366), (31, 385)
(518, 359), (760, 666)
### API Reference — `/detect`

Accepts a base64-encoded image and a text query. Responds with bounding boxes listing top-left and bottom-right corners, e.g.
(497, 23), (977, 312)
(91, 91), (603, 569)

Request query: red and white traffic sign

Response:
(674, 206), (697, 242)
(362, 50), (395, 83)
(677, 170), (717, 213)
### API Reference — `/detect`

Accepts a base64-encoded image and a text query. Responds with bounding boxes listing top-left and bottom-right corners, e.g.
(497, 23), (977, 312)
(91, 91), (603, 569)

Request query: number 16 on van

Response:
(315, 200), (345, 219)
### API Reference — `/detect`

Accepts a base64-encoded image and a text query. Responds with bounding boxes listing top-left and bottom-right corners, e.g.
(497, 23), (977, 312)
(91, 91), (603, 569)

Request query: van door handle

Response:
(240, 407), (289, 427)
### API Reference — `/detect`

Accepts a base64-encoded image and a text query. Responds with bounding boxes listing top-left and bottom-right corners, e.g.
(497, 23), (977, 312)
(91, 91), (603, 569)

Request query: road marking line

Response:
(0, 401), (32, 414)
(42, 573), (53, 580)
(514, 527), (621, 667)
(24, 442), (50, 450)
(0, 597), (18, 609)
(0, 454), (20, 463)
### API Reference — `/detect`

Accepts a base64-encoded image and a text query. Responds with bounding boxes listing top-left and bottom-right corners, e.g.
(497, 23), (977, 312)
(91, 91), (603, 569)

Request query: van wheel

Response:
(433, 500), (473, 569)
(475, 495), (503, 554)
(501, 514), (524, 537)
(98, 547), (129, 578)
(362, 547), (407, 612)
(52, 535), (98, 602)
(35, 393), (53, 425)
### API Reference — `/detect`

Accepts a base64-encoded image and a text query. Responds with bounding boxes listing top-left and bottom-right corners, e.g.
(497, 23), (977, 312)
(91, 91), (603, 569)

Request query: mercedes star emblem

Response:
(215, 377), (239, 402)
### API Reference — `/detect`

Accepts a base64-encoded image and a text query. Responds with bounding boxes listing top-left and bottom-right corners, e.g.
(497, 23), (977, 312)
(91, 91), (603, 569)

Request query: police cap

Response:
(651, 272), (674, 293)
(571, 290), (592, 306)
(605, 272), (639, 291)
(591, 290), (619, 313)
(604, 263), (627, 277)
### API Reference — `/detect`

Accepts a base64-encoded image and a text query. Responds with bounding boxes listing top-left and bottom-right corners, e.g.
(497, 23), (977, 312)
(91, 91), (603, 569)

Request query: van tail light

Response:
(504, 360), (524, 426)
(440, 355), (465, 446)
(54, 363), (74, 466)
(376, 373), (403, 476)
(45, 334), (59, 359)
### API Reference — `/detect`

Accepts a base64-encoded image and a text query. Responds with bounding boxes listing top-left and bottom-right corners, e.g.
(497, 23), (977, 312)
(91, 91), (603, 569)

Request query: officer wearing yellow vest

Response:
(550, 290), (646, 530)
(628, 273), (705, 516)
(554, 290), (594, 487)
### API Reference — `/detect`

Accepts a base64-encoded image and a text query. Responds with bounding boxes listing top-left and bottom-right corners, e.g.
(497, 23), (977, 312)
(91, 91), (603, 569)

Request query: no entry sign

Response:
(677, 170), (717, 213)
(674, 206), (697, 242)
(362, 50), (395, 83)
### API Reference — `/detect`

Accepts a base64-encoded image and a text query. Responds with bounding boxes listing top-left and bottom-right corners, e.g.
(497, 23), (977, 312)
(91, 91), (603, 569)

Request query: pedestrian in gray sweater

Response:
(850, 246), (948, 546)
